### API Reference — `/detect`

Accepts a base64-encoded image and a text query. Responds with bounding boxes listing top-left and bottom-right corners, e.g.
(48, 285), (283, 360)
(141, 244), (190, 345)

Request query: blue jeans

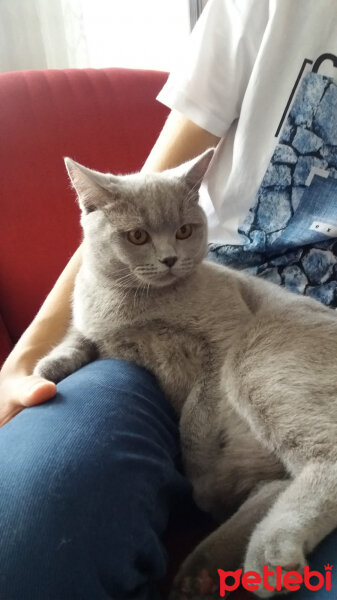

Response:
(0, 359), (336, 599)
(0, 360), (189, 600)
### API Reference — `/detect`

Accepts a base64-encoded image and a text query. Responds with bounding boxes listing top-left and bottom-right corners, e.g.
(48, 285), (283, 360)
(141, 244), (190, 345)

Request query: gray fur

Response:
(35, 150), (337, 597)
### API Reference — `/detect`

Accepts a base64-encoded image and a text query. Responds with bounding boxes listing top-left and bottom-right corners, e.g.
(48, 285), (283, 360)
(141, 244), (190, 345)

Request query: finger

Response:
(0, 376), (57, 427)
(22, 377), (57, 406)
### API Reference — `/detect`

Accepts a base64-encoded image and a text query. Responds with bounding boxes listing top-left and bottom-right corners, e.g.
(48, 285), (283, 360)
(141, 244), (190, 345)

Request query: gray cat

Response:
(35, 150), (337, 598)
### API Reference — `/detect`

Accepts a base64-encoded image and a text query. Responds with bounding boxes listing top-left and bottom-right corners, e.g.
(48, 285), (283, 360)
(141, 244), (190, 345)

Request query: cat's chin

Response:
(135, 270), (182, 289)
(151, 274), (179, 288)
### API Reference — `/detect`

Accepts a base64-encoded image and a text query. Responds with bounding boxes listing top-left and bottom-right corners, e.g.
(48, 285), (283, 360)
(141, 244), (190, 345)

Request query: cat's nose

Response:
(160, 256), (177, 268)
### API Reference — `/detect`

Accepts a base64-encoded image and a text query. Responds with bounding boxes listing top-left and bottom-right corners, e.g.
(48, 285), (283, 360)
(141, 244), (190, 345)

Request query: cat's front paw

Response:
(34, 356), (75, 383)
(244, 524), (307, 597)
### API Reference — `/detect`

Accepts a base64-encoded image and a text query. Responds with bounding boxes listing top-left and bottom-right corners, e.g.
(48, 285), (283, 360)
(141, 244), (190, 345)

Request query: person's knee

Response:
(0, 359), (182, 514)
(55, 359), (181, 458)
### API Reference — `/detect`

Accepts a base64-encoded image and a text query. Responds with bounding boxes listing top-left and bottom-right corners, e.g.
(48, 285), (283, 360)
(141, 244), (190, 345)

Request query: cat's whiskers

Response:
(114, 271), (137, 288)
(132, 280), (148, 310)
(113, 289), (130, 314)
(113, 267), (131, 280)
(180, 258), (194, 268)
(140, 281), (151, 305)
(134, 264), (157, 275)
(133, 265), (164, 283)
(141, 270), (163, 280)
(135, 282), (142, 308)
(146, 282), (150, 301)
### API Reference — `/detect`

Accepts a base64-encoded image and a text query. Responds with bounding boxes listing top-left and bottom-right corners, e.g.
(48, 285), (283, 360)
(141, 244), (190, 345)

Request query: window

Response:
(0, 0), (208, 73)
(62, 0), (192, 71)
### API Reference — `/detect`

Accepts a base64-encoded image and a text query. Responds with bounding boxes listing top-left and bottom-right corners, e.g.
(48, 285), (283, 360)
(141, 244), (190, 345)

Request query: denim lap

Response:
(0, 359), (189, 600)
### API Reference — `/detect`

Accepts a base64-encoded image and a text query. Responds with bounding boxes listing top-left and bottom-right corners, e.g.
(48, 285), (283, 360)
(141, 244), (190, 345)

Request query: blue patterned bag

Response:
(209, 54), (337, 306)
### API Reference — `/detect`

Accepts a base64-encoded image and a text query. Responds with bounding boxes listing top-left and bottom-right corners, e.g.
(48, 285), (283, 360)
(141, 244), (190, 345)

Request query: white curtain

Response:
(0, 0), (191, 74)
(0, 0), (74, 72)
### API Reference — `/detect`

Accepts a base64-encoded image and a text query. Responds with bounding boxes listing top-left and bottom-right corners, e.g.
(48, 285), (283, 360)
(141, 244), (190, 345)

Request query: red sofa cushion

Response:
(0, 68), (169, 348)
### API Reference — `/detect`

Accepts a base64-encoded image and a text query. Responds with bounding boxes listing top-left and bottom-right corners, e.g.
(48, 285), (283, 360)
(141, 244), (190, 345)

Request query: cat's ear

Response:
(184, 148), (215, 193)
(64, 158), (119, 214)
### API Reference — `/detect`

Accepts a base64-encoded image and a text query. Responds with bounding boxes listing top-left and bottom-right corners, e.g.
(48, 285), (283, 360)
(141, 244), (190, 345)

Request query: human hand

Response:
(0, 370), (57, 427)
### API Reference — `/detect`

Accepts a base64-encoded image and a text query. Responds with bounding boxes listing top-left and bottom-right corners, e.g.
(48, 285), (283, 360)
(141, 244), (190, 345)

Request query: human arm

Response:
(0, 246), (82, 426)
(143, 109), (220, 172)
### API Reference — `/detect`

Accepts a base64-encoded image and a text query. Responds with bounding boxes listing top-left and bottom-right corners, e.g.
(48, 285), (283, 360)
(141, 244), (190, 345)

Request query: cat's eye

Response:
(176, 224), (193, 240)
(127, 229), (149, 245)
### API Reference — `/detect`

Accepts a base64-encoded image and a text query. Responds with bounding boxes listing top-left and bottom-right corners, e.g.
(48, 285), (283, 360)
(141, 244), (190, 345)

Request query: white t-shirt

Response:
(157, 0), (337, 245)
